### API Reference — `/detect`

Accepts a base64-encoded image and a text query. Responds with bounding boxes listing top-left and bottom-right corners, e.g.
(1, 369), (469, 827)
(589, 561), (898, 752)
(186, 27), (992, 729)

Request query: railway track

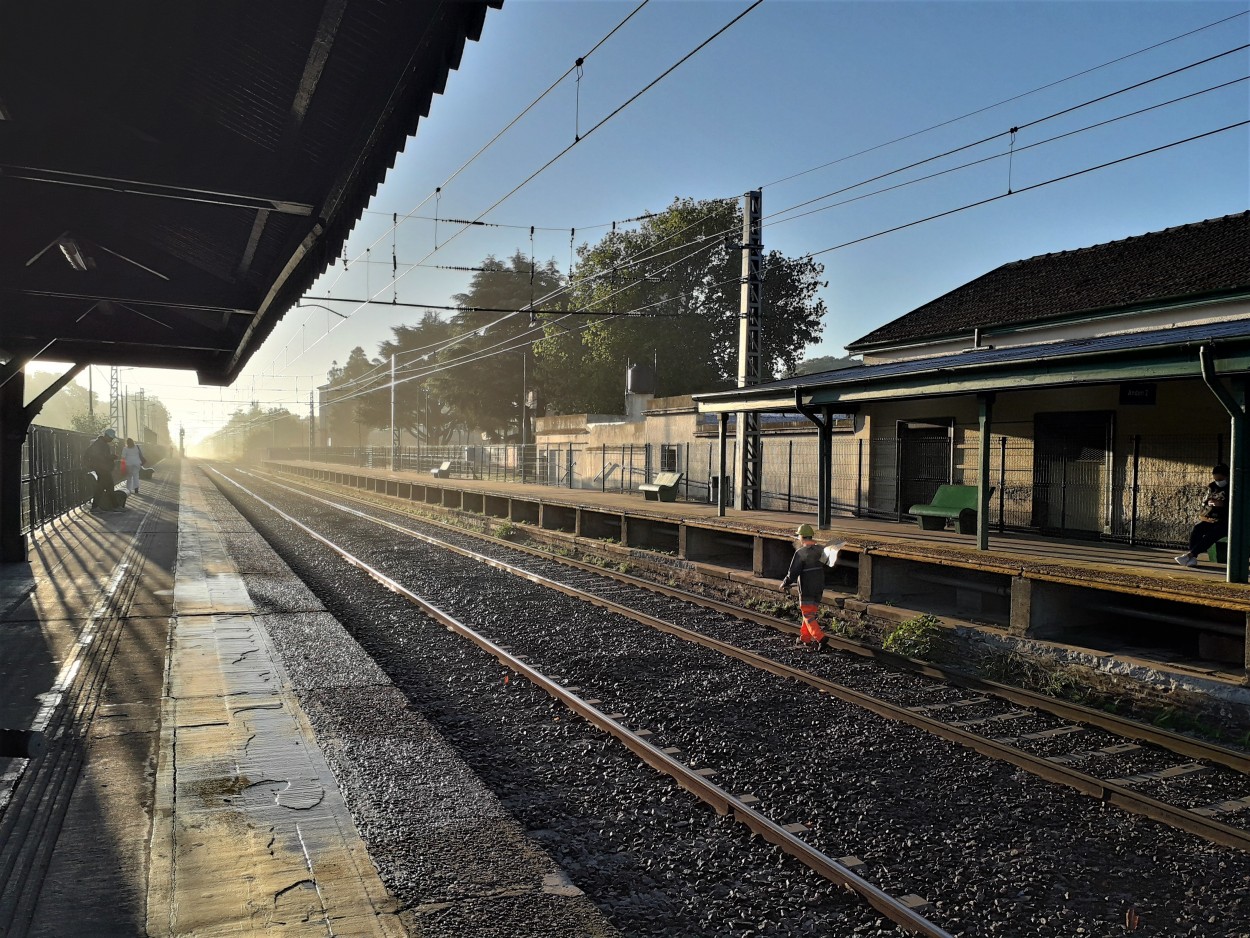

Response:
(210, 466), (953, 937)
(239, 464), (1250, 853)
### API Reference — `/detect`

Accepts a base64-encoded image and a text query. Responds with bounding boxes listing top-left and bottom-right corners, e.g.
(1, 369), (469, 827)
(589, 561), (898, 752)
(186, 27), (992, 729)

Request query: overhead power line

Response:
(802, 120), (1249, 260)
(766, 45), (1249, 224)
(764, 74), (1249, 229)
(760, 9), (1250, 189)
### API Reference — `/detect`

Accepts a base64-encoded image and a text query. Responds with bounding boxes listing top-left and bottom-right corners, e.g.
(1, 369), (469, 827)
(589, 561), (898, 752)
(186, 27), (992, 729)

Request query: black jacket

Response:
(781, 542), (825, 601)
(1201, 481), (1229, 526)
(85, 436), (115, 475)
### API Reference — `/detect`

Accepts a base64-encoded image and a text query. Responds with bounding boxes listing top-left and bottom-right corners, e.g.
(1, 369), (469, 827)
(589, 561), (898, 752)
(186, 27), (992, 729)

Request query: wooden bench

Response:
(638, 471), (683, 502)
(908, 484), (991, 535)
(431, 460), (452, 479)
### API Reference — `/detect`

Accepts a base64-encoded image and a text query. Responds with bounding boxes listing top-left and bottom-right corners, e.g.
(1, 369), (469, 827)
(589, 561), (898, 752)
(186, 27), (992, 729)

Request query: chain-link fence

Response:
(271, 430), (1226, 549)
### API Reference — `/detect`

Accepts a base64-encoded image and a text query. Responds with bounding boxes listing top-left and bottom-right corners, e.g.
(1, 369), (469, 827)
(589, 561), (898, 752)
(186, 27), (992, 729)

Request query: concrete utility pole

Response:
(734, 189), (763, 511)
(179, 424), (185, 459)
(138, 388), (146, 442)
(308, 391), (315, 462)
(390, 353), (399, 471)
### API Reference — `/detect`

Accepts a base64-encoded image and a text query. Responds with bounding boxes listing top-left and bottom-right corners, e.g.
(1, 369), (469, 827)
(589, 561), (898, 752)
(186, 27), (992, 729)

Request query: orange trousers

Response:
(799, 602), (825, 644)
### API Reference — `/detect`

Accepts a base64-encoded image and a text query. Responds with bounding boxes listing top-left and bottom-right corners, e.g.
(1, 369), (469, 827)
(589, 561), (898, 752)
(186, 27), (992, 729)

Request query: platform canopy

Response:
(693, 318), (1250, 414)
(0, 1), (500, 385)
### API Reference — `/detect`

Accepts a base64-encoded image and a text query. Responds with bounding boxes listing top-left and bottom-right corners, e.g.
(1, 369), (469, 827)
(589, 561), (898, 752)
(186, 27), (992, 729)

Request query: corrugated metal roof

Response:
(0, 1), (500, 383)
(695, 317), (1250, 407)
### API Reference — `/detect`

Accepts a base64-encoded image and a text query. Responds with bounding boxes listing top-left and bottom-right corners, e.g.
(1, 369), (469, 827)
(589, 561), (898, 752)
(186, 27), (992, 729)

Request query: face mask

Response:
(1215, 479), (1229, 488)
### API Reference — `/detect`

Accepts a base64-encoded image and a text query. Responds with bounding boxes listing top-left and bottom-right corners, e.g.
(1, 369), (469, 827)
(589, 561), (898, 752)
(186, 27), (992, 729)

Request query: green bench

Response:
(1208, 537), (1228, 563)
(639, 471), (683, 502)
(908, 484), (991, 535)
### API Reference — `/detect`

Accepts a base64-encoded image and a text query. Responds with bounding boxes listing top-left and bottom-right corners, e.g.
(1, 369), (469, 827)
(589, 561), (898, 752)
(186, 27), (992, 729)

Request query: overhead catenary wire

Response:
(271, 1), (761, 377)
(289, 33), (1244, 384)
(763, 44), (1249, 225)
(763, 74), (1250, 230)
(800, 120), (1249, 261)
(295, 200), (742, 397)
(313, 0), (654, 300)
(220, 9), (1247, 432)
(759, 8), (1250, 190)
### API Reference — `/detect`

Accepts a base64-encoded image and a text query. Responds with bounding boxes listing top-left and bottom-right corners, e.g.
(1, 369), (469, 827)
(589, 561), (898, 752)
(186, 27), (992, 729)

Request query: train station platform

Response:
(0, 462), (615, 937)
(266, 459), (1250, 691)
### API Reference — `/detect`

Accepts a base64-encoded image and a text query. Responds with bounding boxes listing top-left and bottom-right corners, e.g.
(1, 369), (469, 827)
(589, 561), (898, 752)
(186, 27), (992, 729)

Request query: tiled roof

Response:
(848, 212), (1250, 351)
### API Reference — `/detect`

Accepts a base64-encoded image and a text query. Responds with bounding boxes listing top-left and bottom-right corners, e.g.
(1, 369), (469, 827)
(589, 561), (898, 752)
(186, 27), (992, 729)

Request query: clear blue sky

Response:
(40, 1), (1249, 443)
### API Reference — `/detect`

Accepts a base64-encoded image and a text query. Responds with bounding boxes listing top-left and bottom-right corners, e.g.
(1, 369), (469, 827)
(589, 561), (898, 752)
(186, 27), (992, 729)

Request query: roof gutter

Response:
(1199, 343), (1242, 419)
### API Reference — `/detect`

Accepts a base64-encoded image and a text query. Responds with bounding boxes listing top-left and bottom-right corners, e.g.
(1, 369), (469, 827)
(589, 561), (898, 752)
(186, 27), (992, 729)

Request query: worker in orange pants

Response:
(780, 524), (826, 646)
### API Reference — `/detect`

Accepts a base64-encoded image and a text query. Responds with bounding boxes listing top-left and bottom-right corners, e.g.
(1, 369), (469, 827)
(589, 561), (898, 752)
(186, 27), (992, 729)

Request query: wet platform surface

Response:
(0, 462), (615, 937)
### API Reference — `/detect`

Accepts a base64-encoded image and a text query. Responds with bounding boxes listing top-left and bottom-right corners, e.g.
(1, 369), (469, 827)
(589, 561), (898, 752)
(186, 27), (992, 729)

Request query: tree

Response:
(788, 354), (860, 377)
(440, 251), (565, 440)
(71, 412), (111, 437)
(24, 370), (101, 431)
(321, 347), (383, 447)
(200, 405), (305, 461)
(534, 197), (826, 415)
(360, 313), (460, 445)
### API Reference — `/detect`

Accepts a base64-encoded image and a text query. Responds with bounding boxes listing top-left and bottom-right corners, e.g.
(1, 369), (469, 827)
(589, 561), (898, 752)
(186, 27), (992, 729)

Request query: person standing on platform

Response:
(780, 523), (826, 646)
(121, 437), (144, 496)
(86, 428), (120, 512)
(1176, 463), (1230, 567)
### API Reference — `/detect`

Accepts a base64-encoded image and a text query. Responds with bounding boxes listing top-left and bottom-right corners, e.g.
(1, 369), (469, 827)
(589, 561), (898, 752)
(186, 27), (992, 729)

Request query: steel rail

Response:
(257, 463), (1250, 776)
(236, 465), (1250, 852)
(210, 468), (953, 938)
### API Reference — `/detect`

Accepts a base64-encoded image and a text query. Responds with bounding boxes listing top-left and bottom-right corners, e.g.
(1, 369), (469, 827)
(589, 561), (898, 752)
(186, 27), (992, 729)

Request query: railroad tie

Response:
(1191, 796), (1250, 818)
(1106, 761), (1212, 787)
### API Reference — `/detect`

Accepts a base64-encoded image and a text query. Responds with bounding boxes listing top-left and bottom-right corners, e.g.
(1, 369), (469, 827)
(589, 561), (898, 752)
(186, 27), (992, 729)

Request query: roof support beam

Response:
(288, 0), (349, 134)
(0, 164), (314, 215)
(22, 363), (84, 426)
(237, 209), (270, 277)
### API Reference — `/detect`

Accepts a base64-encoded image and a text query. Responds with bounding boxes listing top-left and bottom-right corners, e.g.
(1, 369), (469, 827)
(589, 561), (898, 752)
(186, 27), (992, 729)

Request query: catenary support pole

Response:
(390, 354), (399, 471)
(976, 392), (995, 551)
(734, 189), (763, 511)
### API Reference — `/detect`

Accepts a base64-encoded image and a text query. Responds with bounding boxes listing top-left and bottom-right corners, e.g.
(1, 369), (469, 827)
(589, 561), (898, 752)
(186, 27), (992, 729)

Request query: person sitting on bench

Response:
(1176, 463), (1229, 568)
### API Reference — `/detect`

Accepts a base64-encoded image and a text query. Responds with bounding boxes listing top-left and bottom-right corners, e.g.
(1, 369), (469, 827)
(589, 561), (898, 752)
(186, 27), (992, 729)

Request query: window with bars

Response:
(660, 444), (679, 473)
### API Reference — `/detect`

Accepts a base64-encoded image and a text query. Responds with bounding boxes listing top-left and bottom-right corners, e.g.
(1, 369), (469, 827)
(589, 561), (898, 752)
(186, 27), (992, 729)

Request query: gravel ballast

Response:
(211, 467), (1250, 937)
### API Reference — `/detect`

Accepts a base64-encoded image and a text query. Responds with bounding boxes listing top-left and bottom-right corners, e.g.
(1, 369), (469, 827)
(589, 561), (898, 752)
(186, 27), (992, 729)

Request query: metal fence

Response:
(21, 425), (94, 536)
(269, 430), (1226, 549)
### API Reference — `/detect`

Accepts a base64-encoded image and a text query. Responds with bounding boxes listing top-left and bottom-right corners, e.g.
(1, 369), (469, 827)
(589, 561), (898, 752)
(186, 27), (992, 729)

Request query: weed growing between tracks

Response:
(882, 614), (943, 658)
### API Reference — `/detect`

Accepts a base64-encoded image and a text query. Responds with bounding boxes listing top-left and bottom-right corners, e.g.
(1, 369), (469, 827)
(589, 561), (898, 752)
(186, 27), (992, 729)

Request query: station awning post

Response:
(977, 392), (995, 551)
(1198, 346), (1249, 585)
(0, 368), (27, 563)
(794, 393), (840, 531)
(717, 412), (729, 518)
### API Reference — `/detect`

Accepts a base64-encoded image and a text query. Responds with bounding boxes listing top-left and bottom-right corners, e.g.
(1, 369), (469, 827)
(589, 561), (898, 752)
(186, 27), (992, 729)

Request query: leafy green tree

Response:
(789, 354), (860, 377)
(321, 347), (383, 447)
(430, 251), (564, 440)
(200, 405), (305, 460)
(534, 197), (826, 414)
(361, 313), (460, 445)
(71, 412), (111, 437)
